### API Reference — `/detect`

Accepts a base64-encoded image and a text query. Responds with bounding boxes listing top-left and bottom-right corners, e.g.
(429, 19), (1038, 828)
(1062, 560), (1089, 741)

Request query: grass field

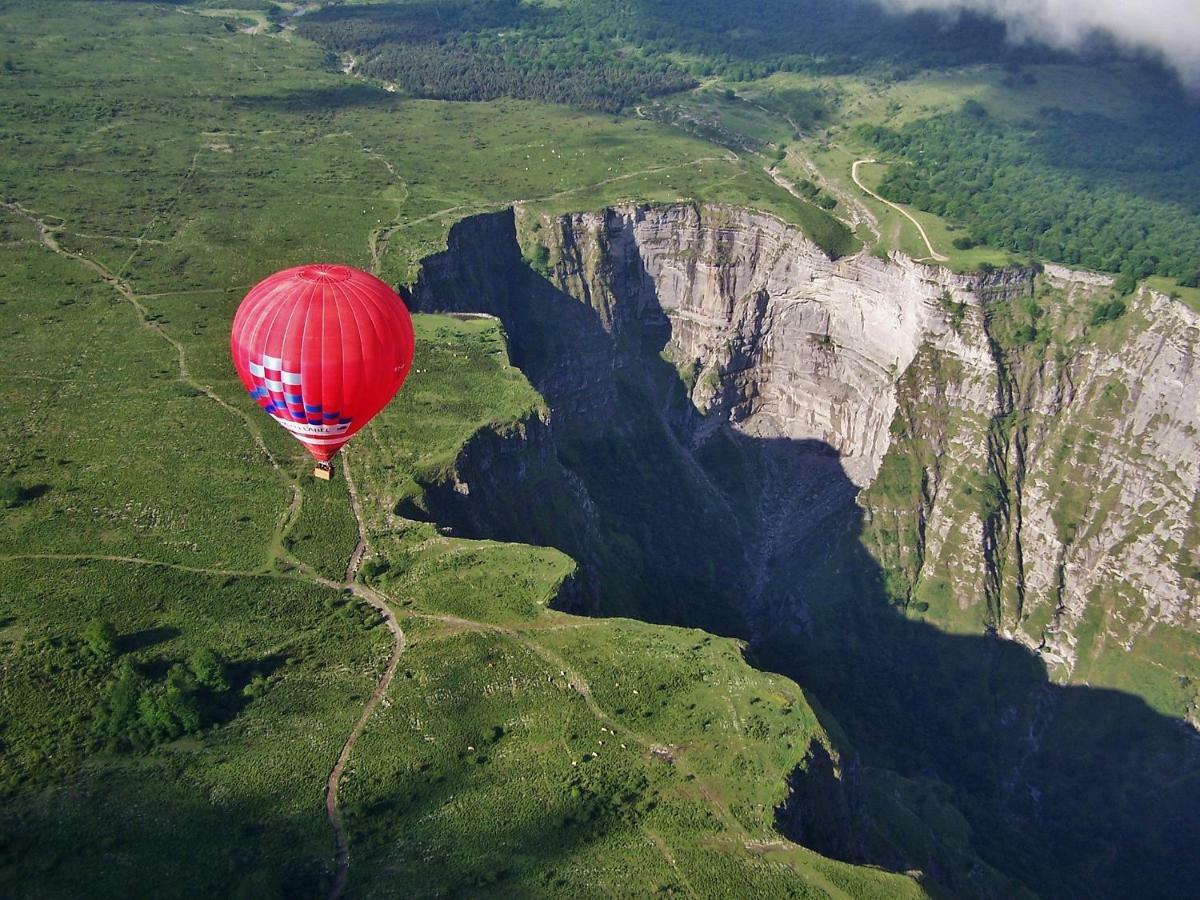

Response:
(4, 1), (1197, 896)
(338, 611), (925, 898)
(0, 2), (923, 895)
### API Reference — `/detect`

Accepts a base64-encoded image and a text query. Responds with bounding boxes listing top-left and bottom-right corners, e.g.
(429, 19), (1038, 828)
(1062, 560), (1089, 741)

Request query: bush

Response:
(963, 99), (988, 118)
(190, 648), (229, 692)
(83, 619), (119, 661)
(528, 243), (551, 275)
(1011, 323), (1037, 344)
(360, 558), (390, 580)
(0, 477), (22, 508)
(1090, 298), (1127, 326)
(1113, 272), (1138, 296)
(977, 474), (1005, 520)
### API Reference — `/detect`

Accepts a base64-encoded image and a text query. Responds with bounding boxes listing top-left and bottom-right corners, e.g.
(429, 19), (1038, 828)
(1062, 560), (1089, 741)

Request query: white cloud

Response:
(879, 0), (1200, 85)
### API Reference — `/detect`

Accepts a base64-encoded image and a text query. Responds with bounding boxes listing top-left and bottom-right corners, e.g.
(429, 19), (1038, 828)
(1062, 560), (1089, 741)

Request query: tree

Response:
(137, 666), (203, 739)
(1114, 272), (1138, 296)
(83, 618), (118, 661)
(528, 243), (551, 275)
(360, 558), (390, 580)
(190, 648), (229, 693)
(1090, 298), (1127, 326)
(963, 99), (988, 118)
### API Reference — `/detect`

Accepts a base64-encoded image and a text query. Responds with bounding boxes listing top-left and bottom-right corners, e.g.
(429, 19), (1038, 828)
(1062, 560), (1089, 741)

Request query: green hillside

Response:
(0, 2), (906, 896)
(2, 1), (1198, 897)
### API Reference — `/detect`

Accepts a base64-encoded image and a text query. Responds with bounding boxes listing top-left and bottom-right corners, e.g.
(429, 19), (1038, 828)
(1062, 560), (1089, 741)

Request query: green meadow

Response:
(0, 2), (917, 896)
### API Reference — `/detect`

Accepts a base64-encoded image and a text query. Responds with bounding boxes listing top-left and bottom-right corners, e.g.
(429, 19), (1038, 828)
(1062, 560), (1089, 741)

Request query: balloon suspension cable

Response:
(313, 460), (334, 481)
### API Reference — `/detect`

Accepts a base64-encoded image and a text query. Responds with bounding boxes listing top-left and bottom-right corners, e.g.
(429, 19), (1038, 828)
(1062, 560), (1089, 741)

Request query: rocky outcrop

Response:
(538, 203), (1010, 485)
(411, 409), (605, 608)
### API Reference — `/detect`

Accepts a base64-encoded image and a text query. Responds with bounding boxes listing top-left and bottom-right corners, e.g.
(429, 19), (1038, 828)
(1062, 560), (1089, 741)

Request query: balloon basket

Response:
(313, 462), (333, 481)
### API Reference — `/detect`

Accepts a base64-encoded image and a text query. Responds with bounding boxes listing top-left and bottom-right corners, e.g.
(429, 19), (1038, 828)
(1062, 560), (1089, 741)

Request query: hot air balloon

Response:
(230, 264), (414, 480)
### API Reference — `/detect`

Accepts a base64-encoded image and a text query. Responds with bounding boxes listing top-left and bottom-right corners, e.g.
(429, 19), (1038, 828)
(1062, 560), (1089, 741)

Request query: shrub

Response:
(1011, 323), (1037, 344)
(83, 619), (119, 661)
(360, 558), (390, 580)
(0, 477), (22, 508)
(190, 648), (230, 693)
(1090, 298), (1127, 326)
(1114, 272), (1138, 296)
(528, 243), (551, 275)
(963, 99), (988, 118)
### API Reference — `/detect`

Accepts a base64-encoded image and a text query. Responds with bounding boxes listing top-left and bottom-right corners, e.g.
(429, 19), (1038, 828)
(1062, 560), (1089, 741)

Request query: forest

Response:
(862, 100), (1200, 284)
(297, 0), (1069, 112)
(296, 1), (696, 112)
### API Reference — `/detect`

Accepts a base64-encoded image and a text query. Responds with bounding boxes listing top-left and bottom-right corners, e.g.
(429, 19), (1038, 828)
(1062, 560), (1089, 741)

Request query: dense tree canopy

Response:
(297, 0), (1069, 112)
(298, 1), (696, 112)
(862, 103), (1200, 282)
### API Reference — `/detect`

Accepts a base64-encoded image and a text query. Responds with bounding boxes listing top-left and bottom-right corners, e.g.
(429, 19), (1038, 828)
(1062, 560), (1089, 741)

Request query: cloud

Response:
(878, 0), (1200, 86)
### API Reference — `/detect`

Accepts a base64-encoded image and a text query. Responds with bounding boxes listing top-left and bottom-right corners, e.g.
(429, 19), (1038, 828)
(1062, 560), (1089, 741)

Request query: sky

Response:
(878, 0), (1200, 86)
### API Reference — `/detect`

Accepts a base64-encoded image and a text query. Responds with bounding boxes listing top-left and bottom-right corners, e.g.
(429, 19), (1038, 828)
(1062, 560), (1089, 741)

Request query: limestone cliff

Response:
(406, 203), (1200, 897)
(517, 203), (1200, 719)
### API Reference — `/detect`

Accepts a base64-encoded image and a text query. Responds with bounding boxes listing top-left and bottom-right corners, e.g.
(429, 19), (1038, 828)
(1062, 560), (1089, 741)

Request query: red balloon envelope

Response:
(230, 264), (414, 463)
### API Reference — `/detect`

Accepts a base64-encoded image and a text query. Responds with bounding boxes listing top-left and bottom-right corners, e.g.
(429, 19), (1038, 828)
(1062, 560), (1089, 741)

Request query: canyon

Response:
(404, 202), (1200, 897)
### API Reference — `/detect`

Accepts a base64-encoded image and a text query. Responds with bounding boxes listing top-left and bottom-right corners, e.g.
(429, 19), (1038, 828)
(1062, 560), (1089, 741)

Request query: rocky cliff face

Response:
(516, 204), (1199, 715)
(541, 204), (1003, 484)
(407, 203), (1200, 897)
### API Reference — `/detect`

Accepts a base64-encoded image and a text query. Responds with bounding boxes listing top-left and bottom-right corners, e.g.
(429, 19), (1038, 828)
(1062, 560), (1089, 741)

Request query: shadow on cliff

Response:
(407, 208), (1200, 899)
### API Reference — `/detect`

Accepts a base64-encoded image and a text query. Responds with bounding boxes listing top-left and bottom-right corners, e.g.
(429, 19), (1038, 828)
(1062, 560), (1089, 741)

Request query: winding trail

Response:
(360, 145), (410, 276)
(0, 201), (282, 469)
(851, 159), (948, 263)
(2, 199), (304, 572)
(767, 148), (880, 243)
(5, 161), (798, 893)
(0, 553), (258, 579)
(321, 453), (407, 900)
(407, 611), (747, 840)
(2, 196), (393, 891)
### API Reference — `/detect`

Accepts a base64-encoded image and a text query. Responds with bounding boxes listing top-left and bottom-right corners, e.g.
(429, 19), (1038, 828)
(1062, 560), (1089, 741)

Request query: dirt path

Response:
(3, 196), (406, 897)
(359, 145), (410, 276)
(851, 159), (948, 263)
(772, 148), (880, 242)
(116, 149), (202, 280)
(0, 552), (259, 579)
(521, 152), (739, 206)
(647, 830), (699, 899)
(5, 182), (787, 892)
(321, 453), (407, 900)
(410, 611), (747, 839)
(0, 201), (282, 469)
(341, 453), (370, 581)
